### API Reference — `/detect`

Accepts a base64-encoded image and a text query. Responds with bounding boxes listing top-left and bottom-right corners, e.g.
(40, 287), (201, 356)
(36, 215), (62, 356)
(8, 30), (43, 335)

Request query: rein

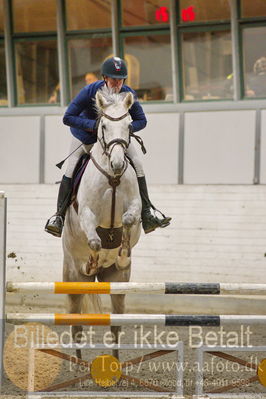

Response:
(90, 111), (130, 230)
(90, 153), (128, 230)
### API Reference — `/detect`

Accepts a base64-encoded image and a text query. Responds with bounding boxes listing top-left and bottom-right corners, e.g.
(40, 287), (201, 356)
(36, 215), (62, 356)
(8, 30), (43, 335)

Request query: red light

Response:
(181, 6), (195, 22)
(155, 6), (169, 23)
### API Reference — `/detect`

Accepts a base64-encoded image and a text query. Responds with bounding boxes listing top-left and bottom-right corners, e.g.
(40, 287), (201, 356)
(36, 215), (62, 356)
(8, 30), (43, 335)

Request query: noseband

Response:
(98, 111), (130, 157)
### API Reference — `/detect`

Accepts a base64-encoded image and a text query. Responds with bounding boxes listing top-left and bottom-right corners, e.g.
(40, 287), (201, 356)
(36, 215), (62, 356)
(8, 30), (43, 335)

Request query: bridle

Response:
(88, 110), (130, 231)
(74, 109), (146, 232)
(98, 111), (130, 159)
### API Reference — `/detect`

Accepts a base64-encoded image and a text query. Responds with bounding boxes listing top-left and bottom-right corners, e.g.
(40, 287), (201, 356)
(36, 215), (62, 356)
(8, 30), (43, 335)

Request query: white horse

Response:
(62, 88), (142, 358)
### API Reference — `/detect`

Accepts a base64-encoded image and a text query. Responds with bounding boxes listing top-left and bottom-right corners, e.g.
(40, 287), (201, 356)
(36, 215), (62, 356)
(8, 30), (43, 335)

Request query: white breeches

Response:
(65, 137), (144, 178)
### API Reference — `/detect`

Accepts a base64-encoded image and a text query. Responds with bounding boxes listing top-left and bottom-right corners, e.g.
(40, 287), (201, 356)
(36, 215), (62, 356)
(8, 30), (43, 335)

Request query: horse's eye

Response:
(102, 124), (106, 130)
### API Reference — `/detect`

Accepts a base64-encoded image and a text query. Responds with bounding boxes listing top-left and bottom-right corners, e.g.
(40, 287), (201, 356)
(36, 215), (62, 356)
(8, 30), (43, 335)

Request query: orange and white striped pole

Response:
(6, 281), (266, 295)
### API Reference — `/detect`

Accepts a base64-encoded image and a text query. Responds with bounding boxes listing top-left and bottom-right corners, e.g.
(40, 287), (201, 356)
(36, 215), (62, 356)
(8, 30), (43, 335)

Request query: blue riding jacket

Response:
(63, 80), (147, 145)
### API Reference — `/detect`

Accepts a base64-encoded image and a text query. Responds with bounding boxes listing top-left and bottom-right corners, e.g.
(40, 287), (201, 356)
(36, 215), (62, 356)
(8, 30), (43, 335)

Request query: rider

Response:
(45, 57), (171, 237)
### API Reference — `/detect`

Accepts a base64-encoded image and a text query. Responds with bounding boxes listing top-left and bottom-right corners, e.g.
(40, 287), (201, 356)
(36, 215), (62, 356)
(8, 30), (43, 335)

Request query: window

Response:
(66, 0), (111, 31)
(123, 34), (172, 101)
(5, 0), (266, 106)
(65, 1), (112, 101)
(243, 27), (266, 99)
(121, 1), (171, 102)
(15, 40), (59, 104)
(241, 0), (266, 18)
(68, 37), (112, 97)
(179, 1), (232, 101)
(182, 30), (232, 100)
(122, 0), (170, 27)
(12, 0), (58, 105)
(179, 0), (230, 23)
(13, 0), (56, 33)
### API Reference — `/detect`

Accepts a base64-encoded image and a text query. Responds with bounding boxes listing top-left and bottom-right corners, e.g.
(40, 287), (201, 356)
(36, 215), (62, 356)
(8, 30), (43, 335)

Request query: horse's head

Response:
(95, 88), (134, 176)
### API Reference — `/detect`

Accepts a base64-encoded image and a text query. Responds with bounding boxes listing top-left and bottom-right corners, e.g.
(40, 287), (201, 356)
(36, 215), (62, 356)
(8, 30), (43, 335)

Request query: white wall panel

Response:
(44, 112), (179, 184)
(184, 111), (256, 184)
(0, 116), (40, 183)
(134, 112), (179, 184)
(44, 115), (72, 183)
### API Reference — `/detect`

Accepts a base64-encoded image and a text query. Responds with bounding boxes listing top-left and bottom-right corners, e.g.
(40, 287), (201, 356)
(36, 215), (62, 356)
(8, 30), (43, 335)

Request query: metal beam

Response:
(111, 0), (119, 56)
(56, 0), (69, 106)
(0, 193), (6, 389)
(3, 0), (15, 107)
(230, 0), (241, 101)
(169, 0), (179, 103)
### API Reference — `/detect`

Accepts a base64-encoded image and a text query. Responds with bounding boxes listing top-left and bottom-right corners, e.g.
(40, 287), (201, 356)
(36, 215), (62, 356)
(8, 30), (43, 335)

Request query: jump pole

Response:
(0, 192), (6, 390)
(6, 313), (266, 326)
(6, 281), (266, 295)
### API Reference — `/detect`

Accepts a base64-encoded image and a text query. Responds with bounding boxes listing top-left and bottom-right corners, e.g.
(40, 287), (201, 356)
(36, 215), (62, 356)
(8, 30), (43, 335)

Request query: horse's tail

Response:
(81, 293), (103, 314)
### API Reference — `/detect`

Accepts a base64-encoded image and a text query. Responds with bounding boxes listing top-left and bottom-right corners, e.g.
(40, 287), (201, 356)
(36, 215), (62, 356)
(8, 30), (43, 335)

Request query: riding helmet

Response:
(101, 57), (128, 79)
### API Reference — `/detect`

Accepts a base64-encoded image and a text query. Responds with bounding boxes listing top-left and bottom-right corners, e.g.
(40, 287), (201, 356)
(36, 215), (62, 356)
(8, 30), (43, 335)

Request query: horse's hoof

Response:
(88, 269), (98, 276)
(86, 263), (98, 276)
(80, 263), (98, 276)
(122, 213), (135, 228)
(88, 238), (101, 252)
(115, 257), (131, 270)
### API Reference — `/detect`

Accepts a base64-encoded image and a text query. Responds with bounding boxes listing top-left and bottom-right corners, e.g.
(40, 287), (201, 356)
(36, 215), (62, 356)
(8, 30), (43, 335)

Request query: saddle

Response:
(71, 153), (90, 204)
(71, 153), (136, 205)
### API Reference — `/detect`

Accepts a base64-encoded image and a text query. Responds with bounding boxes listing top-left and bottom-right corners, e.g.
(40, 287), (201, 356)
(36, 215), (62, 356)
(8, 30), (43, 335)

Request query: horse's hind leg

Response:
(67, 294), (84, 359)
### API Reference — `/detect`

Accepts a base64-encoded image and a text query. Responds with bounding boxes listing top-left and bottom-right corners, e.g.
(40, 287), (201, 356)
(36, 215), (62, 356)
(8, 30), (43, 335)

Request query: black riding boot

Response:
(138, 176), (171, 234)
(45, 175), (72, 237)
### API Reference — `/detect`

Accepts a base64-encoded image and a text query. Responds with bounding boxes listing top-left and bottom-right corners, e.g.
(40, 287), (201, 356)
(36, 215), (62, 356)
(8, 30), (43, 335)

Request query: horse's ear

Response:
(123, 92), (134, 110)
(96, 91), (108, 110)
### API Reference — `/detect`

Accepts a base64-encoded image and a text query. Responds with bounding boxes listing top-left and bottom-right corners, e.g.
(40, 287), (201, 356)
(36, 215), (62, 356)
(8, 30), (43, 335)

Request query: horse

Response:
(62, 87), (142, 358)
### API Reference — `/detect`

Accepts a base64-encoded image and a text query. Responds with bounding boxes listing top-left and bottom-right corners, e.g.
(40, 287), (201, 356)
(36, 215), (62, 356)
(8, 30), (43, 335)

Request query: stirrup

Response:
(141, 210), (171, 234)
(149, 206), (172, 230)
(44, 215), (64, 238)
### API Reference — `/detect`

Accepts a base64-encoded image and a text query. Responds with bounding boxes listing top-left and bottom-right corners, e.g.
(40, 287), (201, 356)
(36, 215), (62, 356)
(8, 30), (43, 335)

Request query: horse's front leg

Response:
(79, 206), (101, 276)
(116, 199), (141, 270)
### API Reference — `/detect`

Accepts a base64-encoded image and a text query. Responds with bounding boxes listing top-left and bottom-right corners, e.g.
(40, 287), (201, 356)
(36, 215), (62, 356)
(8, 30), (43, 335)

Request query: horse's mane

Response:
(95, 86), (131, 115)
